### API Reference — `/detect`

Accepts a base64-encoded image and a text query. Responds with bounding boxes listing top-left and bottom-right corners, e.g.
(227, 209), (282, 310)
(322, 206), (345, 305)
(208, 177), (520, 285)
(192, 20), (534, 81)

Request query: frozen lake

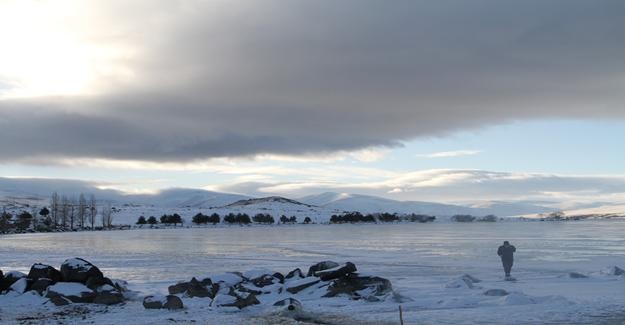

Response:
(3, 220), (625, 324)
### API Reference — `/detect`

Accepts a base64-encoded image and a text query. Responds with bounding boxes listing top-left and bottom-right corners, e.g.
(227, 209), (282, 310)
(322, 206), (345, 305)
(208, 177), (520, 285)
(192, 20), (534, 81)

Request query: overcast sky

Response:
(0, 0), (624, 205)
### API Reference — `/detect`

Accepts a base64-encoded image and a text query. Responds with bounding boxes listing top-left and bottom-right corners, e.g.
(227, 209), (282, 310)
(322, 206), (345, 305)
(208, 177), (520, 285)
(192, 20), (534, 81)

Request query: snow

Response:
(46, 282), (92, 297)
(63, 258), (93, 269)
(4, 271), (26, 279)
(144, 295), (166, 304)
(97, 284), (116, 292)
(208, 273), (244, 287)
(243, 268), (274, 280)
(3, 221), (625, 323)
(9, 278), (29, 293)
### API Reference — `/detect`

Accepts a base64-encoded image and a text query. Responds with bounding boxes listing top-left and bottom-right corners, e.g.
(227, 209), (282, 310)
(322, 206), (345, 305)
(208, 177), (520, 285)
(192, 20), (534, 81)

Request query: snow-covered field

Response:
(3, 221), (625, 324)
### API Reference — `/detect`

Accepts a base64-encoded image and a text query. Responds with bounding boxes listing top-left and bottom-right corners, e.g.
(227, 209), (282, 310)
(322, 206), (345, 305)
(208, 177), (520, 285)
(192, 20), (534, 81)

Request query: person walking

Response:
(497, 241), (516, 279)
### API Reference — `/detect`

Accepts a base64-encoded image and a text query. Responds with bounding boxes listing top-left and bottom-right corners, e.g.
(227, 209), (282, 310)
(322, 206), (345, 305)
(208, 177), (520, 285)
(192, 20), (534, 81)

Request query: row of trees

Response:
(137, 213), (314, 226)
(450, 214), (497, 222)
(330, 212), (437, 224)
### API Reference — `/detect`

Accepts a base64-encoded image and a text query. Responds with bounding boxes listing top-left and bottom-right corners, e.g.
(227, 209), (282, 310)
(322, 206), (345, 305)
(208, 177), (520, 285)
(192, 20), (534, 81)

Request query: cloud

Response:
(3, 169), (625, 207)
(1, 1), (624, 163)
(215, 169), (625, 204)
(416, 150), (482, 158)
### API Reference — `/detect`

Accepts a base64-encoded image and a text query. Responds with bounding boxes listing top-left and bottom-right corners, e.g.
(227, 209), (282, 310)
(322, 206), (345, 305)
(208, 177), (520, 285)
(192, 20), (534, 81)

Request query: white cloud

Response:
(214, 169), (625, 205)
(416, 150), (482, 158)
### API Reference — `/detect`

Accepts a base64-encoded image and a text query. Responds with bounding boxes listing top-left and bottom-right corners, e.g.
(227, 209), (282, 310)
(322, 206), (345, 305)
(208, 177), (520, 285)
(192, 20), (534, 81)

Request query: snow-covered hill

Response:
(298, 192), (551, 217)
(225, 196), (314, 208)
(5, 177), (624, 224)
(132, 188), (250, 208)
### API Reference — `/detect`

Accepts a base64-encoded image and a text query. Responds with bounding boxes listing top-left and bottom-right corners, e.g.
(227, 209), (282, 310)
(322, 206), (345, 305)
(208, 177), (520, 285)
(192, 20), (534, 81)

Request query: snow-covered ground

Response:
(3, 221), (625, 324)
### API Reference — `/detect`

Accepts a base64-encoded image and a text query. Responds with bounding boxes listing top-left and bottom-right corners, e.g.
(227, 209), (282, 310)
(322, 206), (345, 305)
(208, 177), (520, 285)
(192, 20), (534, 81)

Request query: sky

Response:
(0, 0), (624, 205)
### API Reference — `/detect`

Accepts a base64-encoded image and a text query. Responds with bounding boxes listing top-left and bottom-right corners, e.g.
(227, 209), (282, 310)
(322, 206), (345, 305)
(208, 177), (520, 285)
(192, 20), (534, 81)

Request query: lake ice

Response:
(2, 221), (625, 324)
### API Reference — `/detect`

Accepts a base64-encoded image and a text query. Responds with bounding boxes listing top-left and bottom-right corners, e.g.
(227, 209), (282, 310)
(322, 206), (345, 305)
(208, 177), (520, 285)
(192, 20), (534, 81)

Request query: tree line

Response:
(330, 212), (437, 223)
(136, 212), (313, 227)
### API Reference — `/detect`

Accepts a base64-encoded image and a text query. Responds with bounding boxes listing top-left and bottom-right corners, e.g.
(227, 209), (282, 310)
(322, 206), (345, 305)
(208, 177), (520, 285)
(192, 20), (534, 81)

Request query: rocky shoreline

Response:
(1, 257), (400, 320)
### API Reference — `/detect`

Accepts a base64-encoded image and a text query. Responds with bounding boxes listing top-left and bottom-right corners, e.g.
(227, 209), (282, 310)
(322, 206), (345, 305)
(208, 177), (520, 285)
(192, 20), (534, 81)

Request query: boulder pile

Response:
(0, 258), (128, 306)
(148, 260), (394, 310)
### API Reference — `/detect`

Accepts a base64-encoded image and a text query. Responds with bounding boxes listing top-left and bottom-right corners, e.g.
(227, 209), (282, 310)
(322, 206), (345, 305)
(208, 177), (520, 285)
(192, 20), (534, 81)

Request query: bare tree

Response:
(51, 192), (59, 226)
(78, 193), (86, 229)
(101, 202), (113, 229)
(60, 195), (69, 228)
(89, 194), (97, 230)
(30, 206), (39, 229)
(69, 196), (76, 230)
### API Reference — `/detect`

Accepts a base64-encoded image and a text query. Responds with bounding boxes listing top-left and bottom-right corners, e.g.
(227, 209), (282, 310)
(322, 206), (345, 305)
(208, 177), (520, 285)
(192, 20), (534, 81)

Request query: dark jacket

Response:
(497, 244), (516, 261)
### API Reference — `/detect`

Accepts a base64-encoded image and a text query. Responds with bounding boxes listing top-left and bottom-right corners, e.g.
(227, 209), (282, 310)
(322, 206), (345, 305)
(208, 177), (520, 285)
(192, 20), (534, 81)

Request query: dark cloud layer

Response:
(1, 0), (624, 162)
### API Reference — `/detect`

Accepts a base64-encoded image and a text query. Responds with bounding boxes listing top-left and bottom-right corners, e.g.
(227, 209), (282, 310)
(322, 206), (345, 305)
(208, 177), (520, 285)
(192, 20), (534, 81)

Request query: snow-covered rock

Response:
(30, 278), (54, 295)
(307, 261), (339, 277)
(498, 292), (535, 305)
(0, 271), (26, 292)
(273, 297), (303, 313)
(210, 273), (245, 287)
(484, 289), (509, 296)
(9, 278), (30, 294)
(27, 263), (62, 282)
(601, 266), (625, 276)
(60, 258), (104, 283)
(445, 274), (482, 289)
(45, 282), (95, 303)
(569, 272), (588, 279)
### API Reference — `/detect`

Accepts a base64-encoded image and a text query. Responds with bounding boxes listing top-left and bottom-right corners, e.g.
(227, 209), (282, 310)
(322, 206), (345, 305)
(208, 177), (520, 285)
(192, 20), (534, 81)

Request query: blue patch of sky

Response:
(375, 119), (625, 175)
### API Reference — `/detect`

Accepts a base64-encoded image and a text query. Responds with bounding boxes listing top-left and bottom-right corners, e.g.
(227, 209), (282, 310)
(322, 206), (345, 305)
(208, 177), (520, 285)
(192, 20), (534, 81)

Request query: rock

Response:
(220, 292), (260, 309)
(27, 263), (62, 283)
(186, 277), (215, 298)
(285, 268), (305, 280)
(445, 274), (481, 289)
(110, 278), (129, 292)
(236, 283), (263, 295)
(605, 266), (625, 276)
(60, 258), (104, 284)
(0, 271), (26, 292)
(10, 278), (31, 294)
(272, 272), (285, 284)
(85, 275), (113, 291)
(211, 273), (245, 287)
(143, 294), (183, 310)
(461, 274), (481, 283)
(324, 274), (393, 299)
(569, 272), (588, 279)
(94, 291), (124, 305)
(49, 295), (72, 306)
(168, 281), (190, 295)
(307, 261), (340, 277)
(251, 274), (279, 288)
(484, 289), (509, 296)
(286, 277), (321, 294)
(273, 297), (302, 312)
(143, 295), (164, 309)
(212, 293), (237, 306)
(97, 284), (117, 292)
(30, 278), (54, 295)
(316, 262), (357, 281)
(164, 295), (184, 310)
(45, 282), (96, 303)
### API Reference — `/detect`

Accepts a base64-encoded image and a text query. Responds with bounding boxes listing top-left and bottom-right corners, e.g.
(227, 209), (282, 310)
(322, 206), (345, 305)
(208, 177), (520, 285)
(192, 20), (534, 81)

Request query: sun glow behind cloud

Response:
(0, 0), (132, 98)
